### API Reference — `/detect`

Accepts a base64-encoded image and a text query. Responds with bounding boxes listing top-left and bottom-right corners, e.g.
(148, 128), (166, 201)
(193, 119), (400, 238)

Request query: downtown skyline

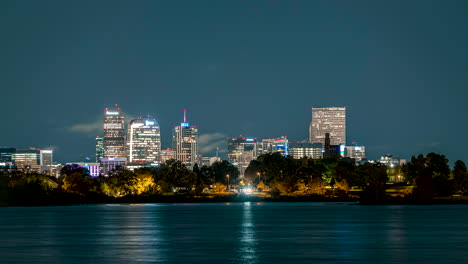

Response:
(1, 1), (467, 163)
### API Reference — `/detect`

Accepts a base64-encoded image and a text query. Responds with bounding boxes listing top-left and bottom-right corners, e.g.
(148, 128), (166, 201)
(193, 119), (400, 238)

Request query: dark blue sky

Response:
(1, 1), (467, 163)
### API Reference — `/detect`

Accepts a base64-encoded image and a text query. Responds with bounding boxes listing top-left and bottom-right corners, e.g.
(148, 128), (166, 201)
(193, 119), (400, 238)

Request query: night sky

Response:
(1, 1), (467, 163)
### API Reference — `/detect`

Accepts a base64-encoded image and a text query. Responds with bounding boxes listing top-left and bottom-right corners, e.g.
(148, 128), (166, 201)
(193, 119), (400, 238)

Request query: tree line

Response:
(0, 152), (467, 205)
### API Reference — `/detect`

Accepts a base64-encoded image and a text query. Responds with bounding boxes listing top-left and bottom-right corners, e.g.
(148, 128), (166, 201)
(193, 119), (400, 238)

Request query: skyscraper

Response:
(127, 116), (161, 164)
(95, 136), (104, 162)
(103, 106), (126, 159)
(172, 110), (198, 168)
(309, 107), (346, 146)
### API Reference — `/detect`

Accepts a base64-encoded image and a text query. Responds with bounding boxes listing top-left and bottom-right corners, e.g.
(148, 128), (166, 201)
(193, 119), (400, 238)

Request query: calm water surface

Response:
(1, 203), (467, 263)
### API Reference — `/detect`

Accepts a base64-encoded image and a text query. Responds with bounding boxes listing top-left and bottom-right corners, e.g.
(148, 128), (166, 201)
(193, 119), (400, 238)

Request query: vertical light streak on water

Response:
(238, 202), (258, 264)
(94, 204), (166, 262)
(386, 206), (409, 263)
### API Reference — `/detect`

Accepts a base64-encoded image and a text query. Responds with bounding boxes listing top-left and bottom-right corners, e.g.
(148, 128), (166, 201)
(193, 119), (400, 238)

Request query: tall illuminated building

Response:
(103, 106), (126, 159)
(172, 110), (198, 168)
(309, 107), (346, 146)
(95, 136), (104, 162)
(127, 116), (161, 164)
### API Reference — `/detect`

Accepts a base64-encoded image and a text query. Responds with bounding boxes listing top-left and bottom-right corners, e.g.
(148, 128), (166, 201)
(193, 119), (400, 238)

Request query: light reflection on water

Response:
(1, 203), (468, 263)
(238, 202), (257, 264)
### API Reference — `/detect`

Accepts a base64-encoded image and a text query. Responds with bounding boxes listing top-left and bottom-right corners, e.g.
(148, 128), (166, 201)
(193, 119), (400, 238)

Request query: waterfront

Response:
(0, 203), (467, 263)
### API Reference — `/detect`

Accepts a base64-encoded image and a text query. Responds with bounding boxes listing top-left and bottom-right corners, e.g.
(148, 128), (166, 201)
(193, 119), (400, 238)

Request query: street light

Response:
(226, 174), (230, 191)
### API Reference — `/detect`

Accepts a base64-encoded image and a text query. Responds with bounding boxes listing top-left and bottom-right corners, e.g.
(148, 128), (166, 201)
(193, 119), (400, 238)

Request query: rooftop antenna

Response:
(183, 109), (187, 123)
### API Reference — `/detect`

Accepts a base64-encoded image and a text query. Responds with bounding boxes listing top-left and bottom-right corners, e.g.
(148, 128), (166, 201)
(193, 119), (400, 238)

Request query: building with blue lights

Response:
(127, 116), (162, 164)
(172, 110), (198, 168)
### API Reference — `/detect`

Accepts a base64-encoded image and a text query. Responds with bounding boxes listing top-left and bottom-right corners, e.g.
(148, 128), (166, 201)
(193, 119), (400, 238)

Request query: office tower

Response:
(345, 146), (366, 161)
(288, 142), (323, 159)
(103, 106), (126, 159)
(0, 148), (16, 165)
(40, 149), (53, 166)
(13, 149), (40, 169)
(309, 107), (346, 146)
(127, 116), (161, 163)
(95, 136), (104, 162)
(228, 136), (257, 176)
(172, 110), (198, 168)
(257, 136), (289, 157)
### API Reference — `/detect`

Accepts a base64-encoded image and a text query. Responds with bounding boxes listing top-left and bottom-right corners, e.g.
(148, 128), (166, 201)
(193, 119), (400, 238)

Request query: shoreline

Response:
(3, 194), (468, 207)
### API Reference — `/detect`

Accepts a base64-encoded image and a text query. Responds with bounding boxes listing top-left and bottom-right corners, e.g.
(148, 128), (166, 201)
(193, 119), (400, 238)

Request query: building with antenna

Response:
(172, 110), (198, 168)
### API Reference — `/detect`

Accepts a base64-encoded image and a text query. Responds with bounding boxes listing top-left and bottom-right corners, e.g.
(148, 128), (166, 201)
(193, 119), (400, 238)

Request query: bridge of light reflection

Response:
(239, 202), (258, 264)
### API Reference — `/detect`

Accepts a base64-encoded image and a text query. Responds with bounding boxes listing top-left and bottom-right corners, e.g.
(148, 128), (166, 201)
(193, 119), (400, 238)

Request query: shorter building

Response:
(100, 157), (126, 176)
(40, 149), (53, 166)
(95, 136), (104, 162)
(228, 136), (257, 176)
(200, 156), (221, 167)
(13, 149), (41, 171)
(160, 148), (176, 164)
(345, 145), (366, 162)
(257, 136), (289, 156)
(323, 133), (344, 159)
(67, 162), (101, 177)
(288, 142), (323, 159)
(0, 148), (16, 165)
(378, 154), (406, 182)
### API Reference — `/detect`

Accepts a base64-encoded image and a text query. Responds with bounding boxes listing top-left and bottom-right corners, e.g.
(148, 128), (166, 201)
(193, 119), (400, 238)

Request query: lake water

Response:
(0, 202), (467, 263)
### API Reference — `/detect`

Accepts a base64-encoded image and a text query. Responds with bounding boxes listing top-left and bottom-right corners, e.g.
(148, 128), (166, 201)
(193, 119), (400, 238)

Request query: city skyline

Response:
(1, 1), (467, 164)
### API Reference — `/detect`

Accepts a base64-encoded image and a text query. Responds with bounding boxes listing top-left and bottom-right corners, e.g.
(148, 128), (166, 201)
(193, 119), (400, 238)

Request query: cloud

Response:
(68, 112), (135, 135)
(69, 120), (102, 134)
(198, 132), (227, 154)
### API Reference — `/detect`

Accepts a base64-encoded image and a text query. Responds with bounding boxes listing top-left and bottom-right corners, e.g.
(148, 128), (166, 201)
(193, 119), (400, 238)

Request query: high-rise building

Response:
(309, 107), (346, 146)
(103, 106), (126, 159)
(228, 136), (257, 176)
(288, 142), (323, 159)
(127, 116), (161, 164)
(95, 136), (104, 162)
(257, 136), (289, 157)
(172, 110), (198, 168)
